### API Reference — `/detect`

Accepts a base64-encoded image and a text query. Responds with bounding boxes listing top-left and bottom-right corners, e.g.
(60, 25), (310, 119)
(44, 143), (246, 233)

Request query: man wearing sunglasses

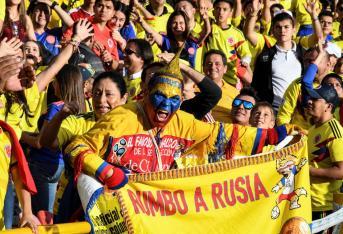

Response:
(231, 88), (257, 126)
(123, 39), (153, 102)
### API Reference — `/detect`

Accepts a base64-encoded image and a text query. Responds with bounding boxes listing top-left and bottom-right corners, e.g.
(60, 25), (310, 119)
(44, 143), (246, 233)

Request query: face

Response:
(250, 106), (275, 129)
(324, 77), (343, 99)
(94, 0), (115, 22)
(145, 77), (182, 128)
(203, 54), (227, 82)
(110, 10), (126, 30)
(92, 78), (127, 119)
(272, 19), (295, 43)
(141, 65), (162, 96)
(31, 5), (51, 27)
(214, 2), (233, 24)
(24, 41), (42, 66)
(320, 16), (333, 35)
(150, 0), (165, 7)
(231, 95), (256, 125)
(124, 42), (144, 68)
(84, 78), (94, 96)
(176, 1), (195, 20)
(307, 98), (330, 122)
(171, 15), (186, 36)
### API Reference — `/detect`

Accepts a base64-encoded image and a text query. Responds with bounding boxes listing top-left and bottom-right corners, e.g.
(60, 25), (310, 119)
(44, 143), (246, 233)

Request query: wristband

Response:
(51, 1), (58, 9)
(102, 166), (128, 190)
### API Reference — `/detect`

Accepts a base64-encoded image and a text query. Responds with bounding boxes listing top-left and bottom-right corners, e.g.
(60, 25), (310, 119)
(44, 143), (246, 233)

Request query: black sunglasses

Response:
(124, 48), (138, 56)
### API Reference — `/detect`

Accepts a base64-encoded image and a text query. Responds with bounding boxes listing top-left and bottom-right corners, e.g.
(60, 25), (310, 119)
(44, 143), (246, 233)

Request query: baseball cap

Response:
(306, 84), (340, 108)
(78, 63), (96, 81)
(324, 42), (342, 58)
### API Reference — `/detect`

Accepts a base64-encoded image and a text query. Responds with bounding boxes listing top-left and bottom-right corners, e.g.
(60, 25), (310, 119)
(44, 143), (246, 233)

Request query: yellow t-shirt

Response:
(64, 102), (218, 175)
(0, 127), (16, 230)
(332, 21), (341, 39)
(291, 0), (321, 27)
(0, 95), (24, 138)
(57, 112), (96, 149)
(125, 73), (142, 102)
(277, 78), (320, 130)
(211, 81), (239, 123)
(279, 0), (292, 10)
(0, 0), (5, 21)
(206, 23), (252, 86)
(308, 118), (343, 211)
(334, 37), (343, 51)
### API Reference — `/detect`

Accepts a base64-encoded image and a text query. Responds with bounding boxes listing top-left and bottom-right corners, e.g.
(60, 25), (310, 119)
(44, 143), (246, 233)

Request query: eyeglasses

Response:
(232, 98), (254, 110)
(124, 48), (137, 56)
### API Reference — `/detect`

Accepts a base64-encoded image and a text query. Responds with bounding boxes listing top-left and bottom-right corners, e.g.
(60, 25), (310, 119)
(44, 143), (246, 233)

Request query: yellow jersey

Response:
(125, 72), (142, 102)
(206, 23), (252, 86)
(291, 0), (321, 27)
(332, 21), (341, 39)
(211, 81), (239, 123)
(0, 95), (23, 138)
(57, 112), (96, 149)
(0, 127), (16, 230)
(0, 0), (5, 21)
(308, 118), (343, 211)
(64, 102), (218, 176)
(277, 78), (320, 130)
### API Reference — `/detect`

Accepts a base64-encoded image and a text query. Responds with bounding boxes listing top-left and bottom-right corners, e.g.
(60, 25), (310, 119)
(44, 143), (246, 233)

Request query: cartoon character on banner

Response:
(106, 137), (128, 165)
(271, 155), (307, 219)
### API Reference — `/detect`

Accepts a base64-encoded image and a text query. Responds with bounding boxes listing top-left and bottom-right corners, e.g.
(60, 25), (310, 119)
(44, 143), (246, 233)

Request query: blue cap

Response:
(306, 84), (340, 108)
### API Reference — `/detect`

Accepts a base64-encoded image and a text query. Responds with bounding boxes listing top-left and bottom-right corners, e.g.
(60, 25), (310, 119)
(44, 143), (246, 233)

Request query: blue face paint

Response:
(150, 91), (181, 115)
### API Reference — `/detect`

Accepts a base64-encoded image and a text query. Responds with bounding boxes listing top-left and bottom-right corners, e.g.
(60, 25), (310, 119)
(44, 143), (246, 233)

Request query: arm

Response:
(38, 0), (74, 27)
(36, 20), (94, 92)
(12, 166), (38, 233)
(301, 0), (323, 47)
(24, 15), (36, 41)
(40, 102), (80, 149)
(197, 11), (211, 46)
(310, 161), (343, 180)
(133, 0), (155, 20)
(133, 11), (163, 46)
(243, 0), (261, 46)
(233, 0), (242, 22)
(262, 0), (271, 27)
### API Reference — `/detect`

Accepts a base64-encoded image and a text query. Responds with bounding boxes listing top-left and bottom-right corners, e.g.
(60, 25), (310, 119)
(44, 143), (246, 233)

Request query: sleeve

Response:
(231, 16), (242, 28)
(180, 77), (222, 119)
(276, 81), (301, 125)
(121, 23), (136, 41)
(63, 113), (115, 180)
(161, 35), (172, 51)
(328, 138), (343, 162)
(44, 103), (62, 122)
(57, 116), (77, 149)
(301, 63), (318, 107)
(236, 38), (252, 64)
(110, 40), (119, 61)
(299, 35), (316, 49)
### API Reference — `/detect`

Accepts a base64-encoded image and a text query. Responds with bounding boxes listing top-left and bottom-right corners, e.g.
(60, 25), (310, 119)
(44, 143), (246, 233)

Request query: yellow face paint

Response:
(149, 77), (182, 98)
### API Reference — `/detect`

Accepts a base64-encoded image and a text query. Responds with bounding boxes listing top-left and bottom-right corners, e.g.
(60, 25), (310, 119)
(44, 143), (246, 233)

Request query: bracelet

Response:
(312, 17), (319, 21)
(69, 36), (81, 51)
(250, 13), (258, 17)
(51, 1), (58, 9)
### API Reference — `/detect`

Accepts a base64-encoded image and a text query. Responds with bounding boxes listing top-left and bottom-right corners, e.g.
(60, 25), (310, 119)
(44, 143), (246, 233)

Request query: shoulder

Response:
(327, 119), (343, 139)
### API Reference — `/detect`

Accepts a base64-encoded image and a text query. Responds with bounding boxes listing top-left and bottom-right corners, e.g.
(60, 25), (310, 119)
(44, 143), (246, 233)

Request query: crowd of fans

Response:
(0, 0), (342, 232)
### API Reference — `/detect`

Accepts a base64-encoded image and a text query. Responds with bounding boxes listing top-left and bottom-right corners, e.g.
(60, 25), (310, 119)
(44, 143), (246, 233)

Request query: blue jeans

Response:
(29, 161), (64, 214)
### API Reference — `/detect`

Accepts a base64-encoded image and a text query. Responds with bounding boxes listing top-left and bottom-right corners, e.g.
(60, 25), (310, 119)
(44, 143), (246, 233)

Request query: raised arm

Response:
(197, 11), (211, 46)
(39, 102), (80, 149)
(300, 0), (323, 47)
(37, 0), (74, 27)
(243, 0), (261, 46)
(132, 10), (163, 47)
(233, 0), (242, 22)
(133, 0), (155, 20)
(262, 0), (271, 27)
(36, 20), (93, 92)
(24, 15), (36, 41)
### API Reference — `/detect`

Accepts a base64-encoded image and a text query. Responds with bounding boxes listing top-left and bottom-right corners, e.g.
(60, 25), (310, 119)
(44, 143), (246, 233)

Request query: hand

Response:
(271, 185), (280, 193)
(74, 19), (94, 42)
(93, 41), (105, 54)
(111, 30), (125, 45)
(0, 37), (23, 57)
(0, 55), (23, 92)
(304, 0), (319, 17)
(251, 0), (262, 14)
(130, 10), (143, 24)
(102, 166), (128, 190)
(198, 0), (212, 15)
(157, 52), (175, 64)
(60, 101), (80, 119)
(101, 50), (113, 64)
(200, 10), (209, 21)
(20, 212), (40, 234)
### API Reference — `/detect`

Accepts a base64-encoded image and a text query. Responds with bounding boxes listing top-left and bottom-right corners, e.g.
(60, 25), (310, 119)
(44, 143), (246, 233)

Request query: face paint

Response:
(147, 76), (182, 127)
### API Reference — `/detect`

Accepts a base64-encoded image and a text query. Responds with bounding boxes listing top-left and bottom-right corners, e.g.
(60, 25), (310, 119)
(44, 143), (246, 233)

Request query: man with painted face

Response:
(63, 51), (220, 190)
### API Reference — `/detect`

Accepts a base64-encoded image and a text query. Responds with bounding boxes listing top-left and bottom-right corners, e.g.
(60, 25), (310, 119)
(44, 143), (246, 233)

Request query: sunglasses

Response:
(232, 98), (254, 110)
(124, 48), (137, 56)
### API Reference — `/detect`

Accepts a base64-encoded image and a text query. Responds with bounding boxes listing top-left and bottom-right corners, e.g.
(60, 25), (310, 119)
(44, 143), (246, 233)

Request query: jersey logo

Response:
(188, 47), (195, 55)
(311, 137), (335, 162)
(46, 35), (56, 44)
(227, 37), (234, 45)
(107, 39), (114, 48)
(314, 134), (321, 143)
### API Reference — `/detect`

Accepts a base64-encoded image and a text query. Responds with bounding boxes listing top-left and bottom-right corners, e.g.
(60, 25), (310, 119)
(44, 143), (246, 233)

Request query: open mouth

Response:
(156, 109), (170, 122)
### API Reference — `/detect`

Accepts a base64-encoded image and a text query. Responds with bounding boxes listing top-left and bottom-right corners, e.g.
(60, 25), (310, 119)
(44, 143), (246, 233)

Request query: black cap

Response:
(306, 84), (340, 108)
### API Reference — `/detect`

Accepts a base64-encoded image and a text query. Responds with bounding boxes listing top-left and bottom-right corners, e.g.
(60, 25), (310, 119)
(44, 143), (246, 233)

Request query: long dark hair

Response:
(55, 64), (86, 113)
(3, 0), (27, 36)
(114, 1), (133, 27)
(166, 10), (190, 43)
(5, 90), (33, 127)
